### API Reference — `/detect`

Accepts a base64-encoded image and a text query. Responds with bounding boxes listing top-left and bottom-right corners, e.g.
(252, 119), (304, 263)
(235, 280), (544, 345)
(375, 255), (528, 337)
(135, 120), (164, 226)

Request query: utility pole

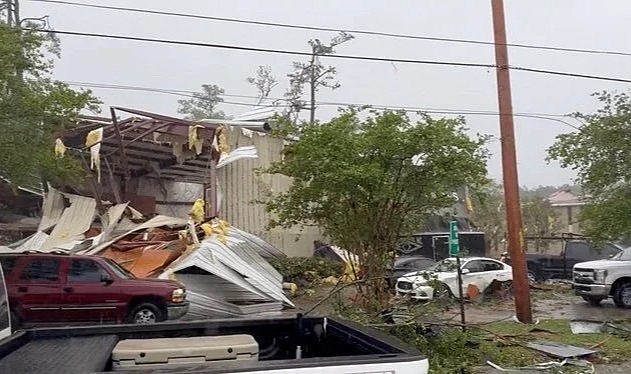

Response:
(3, 0), (19, 26)
(491, 0), (533, 323)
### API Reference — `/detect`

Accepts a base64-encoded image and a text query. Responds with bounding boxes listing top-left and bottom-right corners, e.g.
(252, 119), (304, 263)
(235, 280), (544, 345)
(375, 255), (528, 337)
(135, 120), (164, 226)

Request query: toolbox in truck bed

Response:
(111, 334), (259, 370)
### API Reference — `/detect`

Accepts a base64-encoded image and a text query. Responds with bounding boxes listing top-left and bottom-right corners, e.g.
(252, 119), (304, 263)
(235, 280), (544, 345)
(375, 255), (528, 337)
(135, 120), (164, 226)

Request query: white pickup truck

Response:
(572, 246), (631, 307)
(0, 264), (429, 374)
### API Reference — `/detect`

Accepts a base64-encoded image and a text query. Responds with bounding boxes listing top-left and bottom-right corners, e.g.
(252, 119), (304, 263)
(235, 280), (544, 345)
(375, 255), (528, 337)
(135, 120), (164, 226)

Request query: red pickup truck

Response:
(0, 252), (188, 327)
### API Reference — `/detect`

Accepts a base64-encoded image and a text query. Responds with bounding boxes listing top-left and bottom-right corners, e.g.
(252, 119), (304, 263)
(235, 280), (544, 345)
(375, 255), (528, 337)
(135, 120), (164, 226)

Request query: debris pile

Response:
(0, 187), (293, 318)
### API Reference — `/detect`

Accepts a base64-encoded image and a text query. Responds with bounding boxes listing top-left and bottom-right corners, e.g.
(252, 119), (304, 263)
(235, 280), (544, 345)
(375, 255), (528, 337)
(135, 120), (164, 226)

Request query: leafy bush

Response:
(270, 257), (344, 285)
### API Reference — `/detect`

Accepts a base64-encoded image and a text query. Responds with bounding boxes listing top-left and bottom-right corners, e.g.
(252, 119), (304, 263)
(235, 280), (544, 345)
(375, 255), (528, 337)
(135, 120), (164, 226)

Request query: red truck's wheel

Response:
(128, 303), (164, 324)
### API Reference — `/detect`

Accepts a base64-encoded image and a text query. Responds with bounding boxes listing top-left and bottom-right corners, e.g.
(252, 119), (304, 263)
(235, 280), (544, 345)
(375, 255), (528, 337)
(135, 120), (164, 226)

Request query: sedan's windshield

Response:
(426, 258), (459, 273)
(103, 258), (135, 279)
(612, 247), (631, 261)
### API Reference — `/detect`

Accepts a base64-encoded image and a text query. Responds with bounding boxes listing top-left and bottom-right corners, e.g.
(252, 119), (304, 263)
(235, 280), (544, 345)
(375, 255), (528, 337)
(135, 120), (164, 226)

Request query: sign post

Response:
(449, 220), (466, 331)
(449, 220), (460, 256)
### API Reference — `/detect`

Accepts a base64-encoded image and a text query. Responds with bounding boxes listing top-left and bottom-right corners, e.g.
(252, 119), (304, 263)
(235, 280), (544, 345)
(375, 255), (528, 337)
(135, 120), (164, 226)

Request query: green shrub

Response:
(270, 257), (344, 285)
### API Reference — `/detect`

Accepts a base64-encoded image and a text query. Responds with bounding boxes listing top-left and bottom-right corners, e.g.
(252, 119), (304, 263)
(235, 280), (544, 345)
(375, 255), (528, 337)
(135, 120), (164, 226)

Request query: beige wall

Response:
(135, 128), (324, 257)
(552, 204), (582, 234)
(217, 127), (323, 257)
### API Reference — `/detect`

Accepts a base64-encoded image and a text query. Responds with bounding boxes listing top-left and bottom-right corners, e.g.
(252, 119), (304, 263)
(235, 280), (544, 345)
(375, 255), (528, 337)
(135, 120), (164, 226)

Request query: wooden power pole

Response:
(491, 0), (533, 323)
(3, 0), (20, 26)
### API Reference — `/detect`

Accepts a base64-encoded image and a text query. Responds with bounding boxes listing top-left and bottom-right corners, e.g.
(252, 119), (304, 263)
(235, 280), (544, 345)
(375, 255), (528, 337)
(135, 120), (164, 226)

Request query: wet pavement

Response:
(465, 289), (631, 324)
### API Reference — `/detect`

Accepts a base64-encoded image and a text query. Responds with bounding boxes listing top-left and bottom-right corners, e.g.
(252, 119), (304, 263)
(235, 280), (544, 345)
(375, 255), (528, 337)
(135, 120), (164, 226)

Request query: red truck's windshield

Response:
(102, 258), (135, 279)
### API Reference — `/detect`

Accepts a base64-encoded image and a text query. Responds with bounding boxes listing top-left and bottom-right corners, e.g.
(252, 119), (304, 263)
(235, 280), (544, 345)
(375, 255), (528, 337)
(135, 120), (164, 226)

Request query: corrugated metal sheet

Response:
(216, 146), (258, 169)
(165, 241), (269, 300)
(227, 238), (283, 284)
(38, 187), (65, 232)
(203, 236), (292, 306)
(83, 215), (189, 255)
(217, 127), (323, 257)
(232, 105), (280, 122)
(40, 193), (97, 251)
(174, 274), (271, 303)
(13, 231), (50, 252)
(229, 227), (285, 259)
(158, 228), (294, 318)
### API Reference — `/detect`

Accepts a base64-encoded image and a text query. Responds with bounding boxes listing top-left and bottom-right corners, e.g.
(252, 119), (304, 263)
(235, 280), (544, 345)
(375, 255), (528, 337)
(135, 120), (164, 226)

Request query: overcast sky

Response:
(20, 0), (631, 188)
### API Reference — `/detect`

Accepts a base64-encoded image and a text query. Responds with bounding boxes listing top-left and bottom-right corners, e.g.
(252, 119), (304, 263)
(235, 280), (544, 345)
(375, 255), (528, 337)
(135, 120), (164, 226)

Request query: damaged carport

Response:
(1, 106), (293, 318)
(60, 107), (237, 217)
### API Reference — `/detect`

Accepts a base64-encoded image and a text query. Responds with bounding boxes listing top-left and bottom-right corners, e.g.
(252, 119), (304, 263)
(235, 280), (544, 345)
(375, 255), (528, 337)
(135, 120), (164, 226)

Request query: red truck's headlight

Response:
(172, 288), (186, 303)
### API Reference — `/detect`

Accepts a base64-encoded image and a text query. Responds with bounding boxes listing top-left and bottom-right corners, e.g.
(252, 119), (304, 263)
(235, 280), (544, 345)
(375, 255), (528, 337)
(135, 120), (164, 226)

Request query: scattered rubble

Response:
(487, 359), (595, 373)
(526, 340), (597, 359)
(0, 186), (294, 319)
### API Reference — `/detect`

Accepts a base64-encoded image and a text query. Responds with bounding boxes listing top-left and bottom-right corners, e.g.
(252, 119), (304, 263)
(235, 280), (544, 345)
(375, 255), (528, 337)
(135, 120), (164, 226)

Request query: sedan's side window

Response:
(415, 259), (435, 269)
(480, 260), (504, 272)
(463, 260), (483, 273)
(67, 259), (107, 283)
(401, 260), (417, 269)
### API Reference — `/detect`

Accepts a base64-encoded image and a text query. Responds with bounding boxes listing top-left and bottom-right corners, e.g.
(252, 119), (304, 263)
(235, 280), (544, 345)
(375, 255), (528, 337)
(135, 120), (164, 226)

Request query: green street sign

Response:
(449, 220), (460, 256)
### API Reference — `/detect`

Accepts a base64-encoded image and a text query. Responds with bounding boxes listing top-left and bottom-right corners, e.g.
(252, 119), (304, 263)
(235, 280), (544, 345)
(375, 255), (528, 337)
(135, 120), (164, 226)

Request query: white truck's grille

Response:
(573, 268), (594, 284)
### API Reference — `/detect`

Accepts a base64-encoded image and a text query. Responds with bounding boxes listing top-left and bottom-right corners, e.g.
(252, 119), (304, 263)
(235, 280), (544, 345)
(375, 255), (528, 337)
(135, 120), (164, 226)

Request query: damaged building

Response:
(0, 105), (326, 318)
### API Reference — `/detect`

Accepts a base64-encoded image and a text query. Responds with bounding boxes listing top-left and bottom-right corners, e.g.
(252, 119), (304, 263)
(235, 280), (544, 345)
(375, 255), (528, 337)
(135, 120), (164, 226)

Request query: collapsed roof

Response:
(0, 187), (292, 318)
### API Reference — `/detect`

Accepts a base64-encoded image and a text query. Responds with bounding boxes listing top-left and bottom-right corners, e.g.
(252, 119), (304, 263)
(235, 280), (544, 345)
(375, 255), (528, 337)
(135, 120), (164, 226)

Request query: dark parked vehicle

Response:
(526, 240), (622, 281)
(0, 252), (189, 328)
(386, 256), (435, 287)
(398, 232), (486, 261)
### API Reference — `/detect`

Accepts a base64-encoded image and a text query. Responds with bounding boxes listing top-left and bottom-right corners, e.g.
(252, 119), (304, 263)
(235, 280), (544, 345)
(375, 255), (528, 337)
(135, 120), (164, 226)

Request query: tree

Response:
(247, 65), (278, 105)
(521, 194), (561, 251)
(177, 84), (226, 120)
(548, 91), (631, 241)
(263, 109), (489, 307)
(0, 21), (100, 188)
(469, 183), (505, 254)
(285, 32), (354, 124)
(470, 184), (560, 253)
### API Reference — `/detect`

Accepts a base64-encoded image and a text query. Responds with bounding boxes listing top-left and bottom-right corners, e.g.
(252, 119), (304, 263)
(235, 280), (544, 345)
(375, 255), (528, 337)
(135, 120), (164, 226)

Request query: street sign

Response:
(449, 220), (460, 256)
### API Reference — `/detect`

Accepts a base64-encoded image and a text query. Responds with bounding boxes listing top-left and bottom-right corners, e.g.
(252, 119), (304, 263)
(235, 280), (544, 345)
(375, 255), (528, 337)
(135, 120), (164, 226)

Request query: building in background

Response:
(547, 189), (585, 234)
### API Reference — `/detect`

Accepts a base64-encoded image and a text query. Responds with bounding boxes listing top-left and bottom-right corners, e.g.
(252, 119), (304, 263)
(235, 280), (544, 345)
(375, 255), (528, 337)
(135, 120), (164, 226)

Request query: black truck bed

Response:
(0, 316), (427, 374)
(0, 334), (119, 374)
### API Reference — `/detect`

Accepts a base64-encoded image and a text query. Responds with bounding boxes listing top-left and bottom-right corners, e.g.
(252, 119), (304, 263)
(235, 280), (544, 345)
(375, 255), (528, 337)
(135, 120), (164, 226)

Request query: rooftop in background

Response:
(547, 189), (585, 206)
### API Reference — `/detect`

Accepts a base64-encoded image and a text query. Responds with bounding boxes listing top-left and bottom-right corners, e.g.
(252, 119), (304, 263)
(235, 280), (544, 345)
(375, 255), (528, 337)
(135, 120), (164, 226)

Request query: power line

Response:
(33, 29), (631, 84)
(28, 0), (631, 57)
(64, 80), (582, 130)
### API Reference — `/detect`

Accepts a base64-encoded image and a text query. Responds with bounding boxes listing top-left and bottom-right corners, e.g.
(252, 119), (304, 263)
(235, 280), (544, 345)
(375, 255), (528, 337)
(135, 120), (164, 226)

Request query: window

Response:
(0, 257), (18, 276)
(20, 259), (60, 282)
(598, 244), (622, 259)
(480, 260), (504, 272)
(463, 260), (483, 273)
(566, 242), (592, 259)
(409, 259), (435, 270)
(396, 258), (434, 270)
(67, 259), (107, 283)
(102, 259), (133, 279)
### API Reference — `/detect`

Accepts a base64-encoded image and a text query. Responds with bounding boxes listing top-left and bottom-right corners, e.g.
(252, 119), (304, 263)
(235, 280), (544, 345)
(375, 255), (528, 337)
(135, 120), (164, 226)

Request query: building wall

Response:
(552, 205), (582, 234)
(217, 127), (323, 257)
(137, 128), (323, 257)
(137, 180), (203, 218)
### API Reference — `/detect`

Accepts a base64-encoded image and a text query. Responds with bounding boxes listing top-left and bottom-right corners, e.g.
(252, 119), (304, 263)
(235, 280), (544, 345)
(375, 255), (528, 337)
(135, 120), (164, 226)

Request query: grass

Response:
(309, 285), (630, 372)
(481, 319), (631, 364)
(381, 319), (631, 373)
(461, 319), (631, 373)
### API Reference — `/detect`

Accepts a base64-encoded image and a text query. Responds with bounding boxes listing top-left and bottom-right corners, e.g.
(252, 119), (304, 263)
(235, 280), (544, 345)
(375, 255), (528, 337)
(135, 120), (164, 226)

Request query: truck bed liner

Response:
(0, 334), (119, 374)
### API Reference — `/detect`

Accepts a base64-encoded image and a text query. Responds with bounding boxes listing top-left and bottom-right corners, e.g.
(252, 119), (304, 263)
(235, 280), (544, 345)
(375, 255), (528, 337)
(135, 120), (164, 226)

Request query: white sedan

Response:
(395, 257), (512, 300)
